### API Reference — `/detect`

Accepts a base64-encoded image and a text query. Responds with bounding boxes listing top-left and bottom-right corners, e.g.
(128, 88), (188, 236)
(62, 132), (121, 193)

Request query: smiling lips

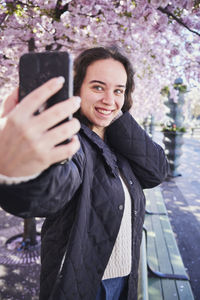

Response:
(95, 108), (113, 115)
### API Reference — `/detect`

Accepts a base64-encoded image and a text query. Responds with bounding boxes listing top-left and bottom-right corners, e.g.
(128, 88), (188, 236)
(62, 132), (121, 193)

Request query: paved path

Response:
(0, 213), (42, 300)
(155, 131), (200, 300)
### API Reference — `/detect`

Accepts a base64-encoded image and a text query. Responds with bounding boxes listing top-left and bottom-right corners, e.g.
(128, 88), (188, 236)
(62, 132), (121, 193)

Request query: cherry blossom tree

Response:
(0, 0), (200, 121)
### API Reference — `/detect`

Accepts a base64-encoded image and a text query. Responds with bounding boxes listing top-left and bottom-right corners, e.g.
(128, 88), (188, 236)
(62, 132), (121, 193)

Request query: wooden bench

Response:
(137, 186), (194, 300)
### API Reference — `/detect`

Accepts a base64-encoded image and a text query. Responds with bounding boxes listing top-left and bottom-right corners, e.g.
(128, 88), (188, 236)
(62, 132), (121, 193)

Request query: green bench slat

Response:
(145, 214), (186, 299)
(176, 281), (194, 300)
(145, 188), (167, 215)
(160, 217), (188, 276)
(139, 187), (195, 300)
(148, 278), (163, 300)
(150, 214), (174, 273)
(138, 230), (149, 300)
(145, 188), (188, 276)
(144, 215), (162, 270)
(162, 280), (180, 299)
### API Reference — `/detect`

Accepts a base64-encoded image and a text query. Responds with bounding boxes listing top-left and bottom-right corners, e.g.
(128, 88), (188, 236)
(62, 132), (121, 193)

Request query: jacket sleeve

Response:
(0, 148), (85, 218)
(106, 112), (170, 188)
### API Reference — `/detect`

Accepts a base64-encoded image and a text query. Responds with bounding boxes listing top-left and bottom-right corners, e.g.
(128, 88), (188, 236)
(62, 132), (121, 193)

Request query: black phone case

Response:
(19, 51), (73, 109)
(19, 51), (73, 148)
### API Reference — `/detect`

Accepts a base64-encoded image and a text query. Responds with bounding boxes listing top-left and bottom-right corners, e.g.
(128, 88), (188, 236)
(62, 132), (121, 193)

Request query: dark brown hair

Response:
(73, 46), (135, 112)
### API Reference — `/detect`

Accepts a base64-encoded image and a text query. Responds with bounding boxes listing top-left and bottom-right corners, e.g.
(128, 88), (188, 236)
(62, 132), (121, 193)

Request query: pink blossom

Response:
(182, 17), (194, 28)
(196, 56), (200, 64)
(0, 0), (199, 121)
(185, 0), (194, 10)
(194, 22), (200, 31)
(150, 0), (170, 9)
(170, 48), (180, 57)
(185, 42), (193, 54)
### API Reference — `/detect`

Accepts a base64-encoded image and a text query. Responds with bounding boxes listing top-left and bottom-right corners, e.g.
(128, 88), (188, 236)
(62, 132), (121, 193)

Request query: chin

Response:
(99, 120), (112, 127)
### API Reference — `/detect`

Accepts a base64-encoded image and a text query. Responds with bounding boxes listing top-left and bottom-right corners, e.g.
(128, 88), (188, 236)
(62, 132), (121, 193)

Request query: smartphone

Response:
(19, 51), (73, 114)
(19, 51), (73, 149)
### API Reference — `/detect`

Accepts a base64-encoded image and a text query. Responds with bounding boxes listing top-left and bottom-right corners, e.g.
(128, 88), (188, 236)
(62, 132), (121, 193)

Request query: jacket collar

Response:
(80, 124), (119, 177)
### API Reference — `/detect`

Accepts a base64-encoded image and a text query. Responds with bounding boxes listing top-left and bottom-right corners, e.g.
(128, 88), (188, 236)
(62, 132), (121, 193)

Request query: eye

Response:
(115, 89), (124, 95)
(92, 85), (104, 91)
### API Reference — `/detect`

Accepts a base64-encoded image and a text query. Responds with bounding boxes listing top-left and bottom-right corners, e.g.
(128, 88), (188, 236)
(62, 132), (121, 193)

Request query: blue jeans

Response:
(95, 276), (129, 300)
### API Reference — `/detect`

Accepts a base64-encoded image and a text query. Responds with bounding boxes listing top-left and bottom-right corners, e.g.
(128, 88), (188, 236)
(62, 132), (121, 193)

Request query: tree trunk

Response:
(22, 218), (37, 246)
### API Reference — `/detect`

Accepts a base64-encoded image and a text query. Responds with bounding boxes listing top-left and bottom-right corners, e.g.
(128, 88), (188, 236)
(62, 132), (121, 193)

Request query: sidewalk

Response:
(155, 131), (200, 300)
(0, 214), (42, 300)
(0, 131), (199, 300)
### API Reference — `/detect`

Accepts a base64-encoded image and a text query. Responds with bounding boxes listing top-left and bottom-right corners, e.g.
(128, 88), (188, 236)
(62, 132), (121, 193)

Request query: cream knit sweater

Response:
(103, 174), (132, 280)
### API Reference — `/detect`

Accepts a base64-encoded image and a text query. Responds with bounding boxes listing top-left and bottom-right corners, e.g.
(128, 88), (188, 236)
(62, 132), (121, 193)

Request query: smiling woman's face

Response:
(80, 58), (127, 138)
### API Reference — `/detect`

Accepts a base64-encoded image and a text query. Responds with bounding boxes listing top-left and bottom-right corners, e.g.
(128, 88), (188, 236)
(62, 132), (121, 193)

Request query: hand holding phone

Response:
(0, 75), (81, 177)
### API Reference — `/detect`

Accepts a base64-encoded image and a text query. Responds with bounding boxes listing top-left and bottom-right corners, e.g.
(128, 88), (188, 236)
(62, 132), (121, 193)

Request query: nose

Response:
(102, 90), (115, 106)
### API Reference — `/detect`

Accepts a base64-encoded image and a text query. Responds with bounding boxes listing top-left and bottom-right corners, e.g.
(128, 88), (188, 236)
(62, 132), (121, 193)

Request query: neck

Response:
(75, 112), (106, 140)
(91, 126), (105, 140)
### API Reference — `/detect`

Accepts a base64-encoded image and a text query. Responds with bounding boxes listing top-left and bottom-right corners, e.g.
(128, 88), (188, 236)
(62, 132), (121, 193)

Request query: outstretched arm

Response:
(0, 77), (83, 217)
(0, 149), (85, 218)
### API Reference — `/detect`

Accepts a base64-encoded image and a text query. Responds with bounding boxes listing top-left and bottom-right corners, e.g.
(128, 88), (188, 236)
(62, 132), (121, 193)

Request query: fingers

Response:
(44, 118), (81, 146)
(35, 96), (81, 131)
(0, 78), (82, 176)
(19, 77), (65, 117)
(49, 135), (81, 164)
(0, 88), (19, 117)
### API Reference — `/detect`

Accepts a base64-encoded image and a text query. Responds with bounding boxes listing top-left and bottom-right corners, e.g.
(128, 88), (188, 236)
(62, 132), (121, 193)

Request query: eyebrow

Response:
(89, 80), (126, 88)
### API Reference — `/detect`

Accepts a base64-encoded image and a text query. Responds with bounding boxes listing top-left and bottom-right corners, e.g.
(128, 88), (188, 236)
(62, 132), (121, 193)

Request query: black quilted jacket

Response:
(0, 112), (169, 300)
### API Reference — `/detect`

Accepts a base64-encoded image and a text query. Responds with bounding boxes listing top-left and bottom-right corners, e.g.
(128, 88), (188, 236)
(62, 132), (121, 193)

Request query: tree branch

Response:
(28, 37), (36, 52)
(0, 13), (8, 27)
(158, 6), (200, 37)
(54, 0), (69, 20)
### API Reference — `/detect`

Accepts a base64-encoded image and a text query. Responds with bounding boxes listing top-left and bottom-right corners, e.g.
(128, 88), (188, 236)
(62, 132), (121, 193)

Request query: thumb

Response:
(0, 87), (19, 117)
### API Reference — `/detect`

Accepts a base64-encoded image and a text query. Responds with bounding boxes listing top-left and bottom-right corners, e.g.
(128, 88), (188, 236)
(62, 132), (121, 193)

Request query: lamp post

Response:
(162, 78), (187, 177)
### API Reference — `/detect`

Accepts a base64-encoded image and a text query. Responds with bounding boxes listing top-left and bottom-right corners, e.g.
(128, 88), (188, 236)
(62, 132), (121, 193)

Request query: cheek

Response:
(80, 101), (88, 114)
(117, 97), (125, 109)
(80, 97), (93, 116)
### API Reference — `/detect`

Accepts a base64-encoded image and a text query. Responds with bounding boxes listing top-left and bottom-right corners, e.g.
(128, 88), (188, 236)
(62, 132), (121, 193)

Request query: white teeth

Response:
(97, 109), (111, 115)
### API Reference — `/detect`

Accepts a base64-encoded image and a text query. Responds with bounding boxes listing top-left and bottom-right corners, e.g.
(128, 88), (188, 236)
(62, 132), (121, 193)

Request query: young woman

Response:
(0, 46), (169, 300)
